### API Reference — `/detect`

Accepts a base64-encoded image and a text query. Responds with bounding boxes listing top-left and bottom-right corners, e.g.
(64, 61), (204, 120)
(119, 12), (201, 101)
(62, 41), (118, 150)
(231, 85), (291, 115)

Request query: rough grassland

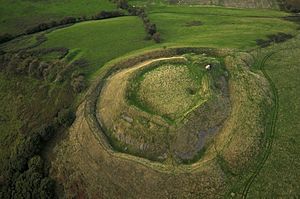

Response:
(0, 73), (74, 174)
(0, 0), (115, 35)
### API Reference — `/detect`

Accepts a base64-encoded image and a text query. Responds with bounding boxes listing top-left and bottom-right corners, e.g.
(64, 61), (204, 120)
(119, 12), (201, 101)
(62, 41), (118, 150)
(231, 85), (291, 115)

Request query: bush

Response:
(0, 33), (14, 44)
(26, 23), (50, 34)
(39, 177), (56, 199)
(60, 16), (77, 25)
(38, 124), (56, 141)
(13, 170), (43, 198)
(116, 0), (129, 9)
(25, 16), (77, 35)
(28, 156), (44, 172)
(256, 32), (293, 47)
(93, 10), (124, 20)
(152, 32), (161, 43)
(145, 22), (157, 36)
(71, 75), (86, 93)
(55, 108), (76, 127)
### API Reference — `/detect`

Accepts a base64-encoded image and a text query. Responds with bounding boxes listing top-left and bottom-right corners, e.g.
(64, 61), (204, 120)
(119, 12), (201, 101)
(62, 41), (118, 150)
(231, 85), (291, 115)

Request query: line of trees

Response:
(0, 1), (161, 45)
(92, 10), (125, 20)
(26, 10), (125, 35)
(0, 10), (125, 45)
(113, 0), (161, 43)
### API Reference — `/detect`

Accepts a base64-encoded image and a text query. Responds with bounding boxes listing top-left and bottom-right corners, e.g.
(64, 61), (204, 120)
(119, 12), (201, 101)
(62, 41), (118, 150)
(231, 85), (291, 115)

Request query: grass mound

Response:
(98, 52), (230, 162)
(138, 64), (204, 120)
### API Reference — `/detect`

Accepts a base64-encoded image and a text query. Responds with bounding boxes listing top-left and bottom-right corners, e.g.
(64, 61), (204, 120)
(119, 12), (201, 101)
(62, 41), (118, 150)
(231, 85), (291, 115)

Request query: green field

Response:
(147, 5), (296, 49)
(39, 16), (154, 77)
(30, 5), (297, 78)
(0, 0), (116, 35)
(1, 0), (300, 198)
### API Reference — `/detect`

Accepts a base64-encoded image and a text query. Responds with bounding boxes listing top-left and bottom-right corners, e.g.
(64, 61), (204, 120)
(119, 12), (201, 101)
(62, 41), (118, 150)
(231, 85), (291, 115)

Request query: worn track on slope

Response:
(241, 46), (300, 198)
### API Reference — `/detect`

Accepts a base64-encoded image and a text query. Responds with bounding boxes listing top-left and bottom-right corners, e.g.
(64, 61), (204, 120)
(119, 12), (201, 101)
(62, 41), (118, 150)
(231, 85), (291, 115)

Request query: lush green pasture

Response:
(0, 0), (116, 35)
(245, 35), (300, 197)
(39, 16), (153, 77)
(147, 5), (296, 49)
(33, 6), (297, 81)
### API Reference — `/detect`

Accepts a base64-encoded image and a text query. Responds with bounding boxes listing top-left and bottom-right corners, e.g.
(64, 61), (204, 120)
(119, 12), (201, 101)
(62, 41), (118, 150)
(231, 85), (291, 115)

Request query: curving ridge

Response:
(96, 53), (231, 163)
(86, 47), (272, 169)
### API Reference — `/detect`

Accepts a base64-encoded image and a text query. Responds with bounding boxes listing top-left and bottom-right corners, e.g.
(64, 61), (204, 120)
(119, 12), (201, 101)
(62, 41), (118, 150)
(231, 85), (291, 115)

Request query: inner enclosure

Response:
(97, 53), (231, 163)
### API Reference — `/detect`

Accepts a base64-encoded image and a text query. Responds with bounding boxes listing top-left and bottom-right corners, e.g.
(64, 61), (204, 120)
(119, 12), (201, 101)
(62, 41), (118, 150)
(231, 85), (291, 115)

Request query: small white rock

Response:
(205, 64), (211, 70)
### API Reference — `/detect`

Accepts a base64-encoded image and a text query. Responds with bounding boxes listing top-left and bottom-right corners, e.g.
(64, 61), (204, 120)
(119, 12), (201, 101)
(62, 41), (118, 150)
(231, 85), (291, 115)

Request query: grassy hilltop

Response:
(0, 0), (300, 198)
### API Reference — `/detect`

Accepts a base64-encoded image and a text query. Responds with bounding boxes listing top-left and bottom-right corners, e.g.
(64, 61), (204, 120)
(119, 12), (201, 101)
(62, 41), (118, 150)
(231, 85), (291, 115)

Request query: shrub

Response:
(55, 108), (76, 127)
(256, 32), (293, 47)
(0, 33), (14, 44)
(39, 177), (56, 199)
(93, 10), (124, 20)
(145, 23), (157, 35)
(38, 124), (56, 141)
(13, 170), (43, 198)
(71, 75), (86, 93)
(152, 32), (161, 43)
(116, 0), (129, 9)
(26, 23), (50, 34)
(28, 156), (44, 172)
(60, 16), (77, 25)
(25, 16), (77, 35)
